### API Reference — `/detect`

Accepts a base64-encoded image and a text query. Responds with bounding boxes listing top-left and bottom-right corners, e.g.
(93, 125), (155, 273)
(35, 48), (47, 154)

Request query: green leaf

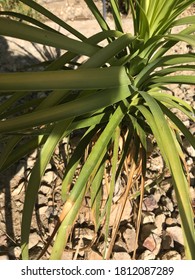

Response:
(152, 65), (195, 77)
(138, 4), (150, 40)
(135, 54), (195, 88)
(138, 91), (195, 260)
(166, 34), (195, 47)
(0, 67), (130, 92)
(110, 0), (123, 32)
(0, 85), (131, 134)
(0, 18), (98, 56)
(149, 90), (194, 121)
(0, 11), (61, 34)
(83, 33), (135, 68)
(84, 0), (110, 31)
(90, 158), (105, 232)
(173, 16), (195, 26)
(151, 75), (195, 86)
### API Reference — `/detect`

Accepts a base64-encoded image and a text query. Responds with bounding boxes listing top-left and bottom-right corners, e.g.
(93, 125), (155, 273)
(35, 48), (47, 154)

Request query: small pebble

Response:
(112, 252), (131, 260)
(166, 226), (184, 245)
(161, 250), (181, 260)
(0, 255), (9, 260)
(138, 250), (156, 260)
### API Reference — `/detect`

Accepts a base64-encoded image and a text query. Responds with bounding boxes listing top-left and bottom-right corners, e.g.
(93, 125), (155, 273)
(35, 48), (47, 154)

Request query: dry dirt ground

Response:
(0, 2), (194, 260)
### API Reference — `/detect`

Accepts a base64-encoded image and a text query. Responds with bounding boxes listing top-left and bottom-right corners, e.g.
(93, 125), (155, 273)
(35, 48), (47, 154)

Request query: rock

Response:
(112, 252), (131, 260)
(8, 246), (21, 259)
(161, 234), (173, 250)
(114, 239), (127, 252)
(161, 250), (182, 260)
(142, 212), (155, 224)
(142, 195), (158, 211)
(29, 245), (44, 260)
(160, 196), (174, 212)
(0, 255), (9, 260)
(42, 170), (56, 185)
(0, 234), (7, 246)
(109, 200), (132, 227)
(186, 157), (193, 166)
(38, 205), (48, 215)
(166, 226), (184, 245)
(39, 184), (51, 195)
(176, 215), (182, 226)
(153, 188), (165, 203)
(183, 139), (195, 157)
(29, 232), (41, 249)
(123, 228), (137, 253)
(61, 251), (73, 260)
(189, 186), (195, 200)
(189, 123), (195, 135)
(141, 224), (157, 241)
(54, 191), (61, 202)
(74, 227), (94, 241)
(187, 146), (195, 157)
(15, 200), (23, 211)
(87, 249), (103, 260)
(27, 150), (37, 168)
(171, 189), (178, 205)
(12, 182), (25, 196)
(13, 246), (22, 259)
(121, 200), (133, 221)
(143, 233), (161, 255)
(37, 193), (47, 205)
(45, 205), (58, 219)
(165, 198), (174, 212)
(138, 250), (156, 260)
(190, 174), (195, 188)
(165, 217), (177, 226)
(149, 155), (164, 172)
(183, 120), (190, 128)
(15, 163), (26, 179)
(153, 213), (166, 235)
(160, 179), (172, 192)
(48, 223), (55, 235)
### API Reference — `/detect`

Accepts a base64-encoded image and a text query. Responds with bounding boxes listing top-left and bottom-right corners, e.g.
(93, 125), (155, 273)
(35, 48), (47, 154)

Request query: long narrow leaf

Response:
(0, 67), (130, 92)
(84, 0), (110, 31)
(90, 157), (105, 232)
(0, 18), (98, 56)
(151, 75), (195, 86)
(138, 92), (195, 259)
(0, 85), (131, 134)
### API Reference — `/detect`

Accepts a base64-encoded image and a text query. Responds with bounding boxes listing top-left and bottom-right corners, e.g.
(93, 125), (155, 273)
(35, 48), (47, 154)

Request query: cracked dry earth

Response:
(0, 5), (195, 260)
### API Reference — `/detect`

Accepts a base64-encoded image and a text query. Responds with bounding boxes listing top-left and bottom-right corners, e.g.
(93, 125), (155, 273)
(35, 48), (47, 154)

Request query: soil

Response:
(0, 2), (194, 260)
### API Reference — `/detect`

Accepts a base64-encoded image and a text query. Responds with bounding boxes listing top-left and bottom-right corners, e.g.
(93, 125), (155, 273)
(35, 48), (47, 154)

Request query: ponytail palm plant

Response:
(0, 0), (194, 259)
